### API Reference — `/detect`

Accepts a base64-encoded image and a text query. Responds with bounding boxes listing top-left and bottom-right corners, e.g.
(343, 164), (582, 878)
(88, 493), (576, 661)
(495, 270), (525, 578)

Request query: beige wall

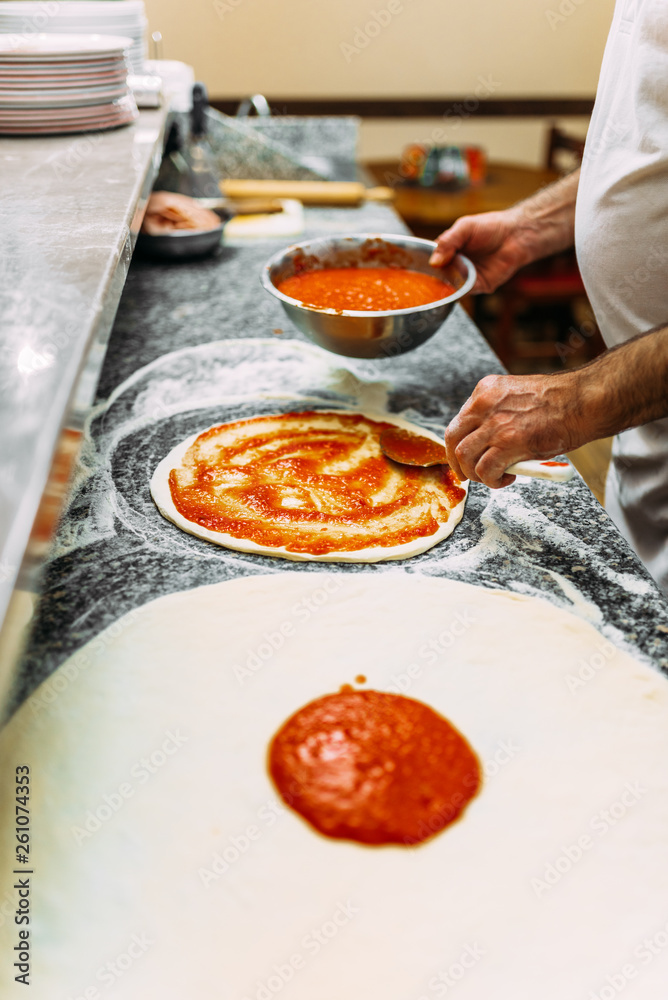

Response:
(358, 116), (591, 166)
(144, 0), (615, 165)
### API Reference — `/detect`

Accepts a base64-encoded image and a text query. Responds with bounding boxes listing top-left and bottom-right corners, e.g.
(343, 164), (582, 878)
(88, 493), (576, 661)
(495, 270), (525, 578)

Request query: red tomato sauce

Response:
(268, 690), (481, 847)
(168, 412), (465, 555)
(277, 267), (455, 312)
(382, 427), (447, 466)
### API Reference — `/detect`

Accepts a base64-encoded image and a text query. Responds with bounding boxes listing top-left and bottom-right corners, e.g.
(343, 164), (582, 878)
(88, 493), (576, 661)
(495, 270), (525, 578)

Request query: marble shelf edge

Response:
(0, 106), (170, 677)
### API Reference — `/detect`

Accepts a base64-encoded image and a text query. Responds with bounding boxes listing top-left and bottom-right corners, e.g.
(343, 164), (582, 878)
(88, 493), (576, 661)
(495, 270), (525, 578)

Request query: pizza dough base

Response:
(2, 573), (668, 1000)
(150, 409), (469, 562)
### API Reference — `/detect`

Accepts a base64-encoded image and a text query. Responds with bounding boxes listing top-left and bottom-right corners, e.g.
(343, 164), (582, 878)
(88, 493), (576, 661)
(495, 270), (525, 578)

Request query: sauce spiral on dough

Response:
(167, 411), (465, 556)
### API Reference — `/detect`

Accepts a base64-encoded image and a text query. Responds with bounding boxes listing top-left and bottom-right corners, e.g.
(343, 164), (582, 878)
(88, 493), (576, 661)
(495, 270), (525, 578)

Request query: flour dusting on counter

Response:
(12, 315), (668, 714)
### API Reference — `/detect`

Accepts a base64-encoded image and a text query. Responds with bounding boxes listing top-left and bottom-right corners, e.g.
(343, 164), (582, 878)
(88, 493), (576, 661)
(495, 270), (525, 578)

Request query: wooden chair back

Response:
(544, 125), (586, 173)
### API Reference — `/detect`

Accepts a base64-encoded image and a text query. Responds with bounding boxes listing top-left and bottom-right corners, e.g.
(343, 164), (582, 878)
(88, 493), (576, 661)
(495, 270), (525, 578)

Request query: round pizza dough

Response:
(150, 409), (468, 562)
(2, 573), (668, 1000)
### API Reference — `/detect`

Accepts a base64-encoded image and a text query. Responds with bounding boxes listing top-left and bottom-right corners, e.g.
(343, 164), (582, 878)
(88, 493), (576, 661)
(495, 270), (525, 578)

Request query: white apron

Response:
(575, 0), (668, 593)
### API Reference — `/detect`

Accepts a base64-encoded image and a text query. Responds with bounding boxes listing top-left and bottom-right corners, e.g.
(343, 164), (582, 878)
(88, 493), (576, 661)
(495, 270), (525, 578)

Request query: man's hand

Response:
(429, 169), (581, 293)
(445, 323), (668, 489)
(444, 373), (590, 489)
(428, 210), (534, 294)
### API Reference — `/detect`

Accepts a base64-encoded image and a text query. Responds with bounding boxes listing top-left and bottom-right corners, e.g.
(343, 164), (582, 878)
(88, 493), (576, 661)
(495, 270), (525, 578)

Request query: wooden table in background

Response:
(365, 160), (560, 238)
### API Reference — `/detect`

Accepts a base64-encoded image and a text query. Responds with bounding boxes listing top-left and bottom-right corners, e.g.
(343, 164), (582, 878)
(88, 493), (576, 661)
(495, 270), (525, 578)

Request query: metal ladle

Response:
(379, 427), (575, 483)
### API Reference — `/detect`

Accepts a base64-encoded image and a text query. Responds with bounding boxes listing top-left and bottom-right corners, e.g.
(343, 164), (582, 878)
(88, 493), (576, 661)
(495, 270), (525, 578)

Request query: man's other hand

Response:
(444, 373), (587, 488)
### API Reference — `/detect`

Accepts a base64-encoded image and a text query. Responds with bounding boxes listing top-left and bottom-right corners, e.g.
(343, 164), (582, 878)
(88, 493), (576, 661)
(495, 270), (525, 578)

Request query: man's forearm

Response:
(510, 168), (580, 267)
(577, 323), (668, 440)
(443, 321), (668, 490)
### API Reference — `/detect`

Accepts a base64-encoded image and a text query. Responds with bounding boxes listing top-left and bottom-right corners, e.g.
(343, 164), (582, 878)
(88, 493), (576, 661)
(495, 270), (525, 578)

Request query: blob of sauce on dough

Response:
(268, 689), (481, 847)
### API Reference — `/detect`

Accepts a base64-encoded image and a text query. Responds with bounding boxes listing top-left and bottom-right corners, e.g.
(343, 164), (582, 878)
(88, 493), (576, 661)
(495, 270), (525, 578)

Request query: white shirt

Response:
(575, 0), (668, 593)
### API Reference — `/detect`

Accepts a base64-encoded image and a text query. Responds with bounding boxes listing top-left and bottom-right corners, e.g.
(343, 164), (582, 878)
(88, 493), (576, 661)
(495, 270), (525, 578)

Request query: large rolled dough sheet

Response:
(1, 573), (668, 999)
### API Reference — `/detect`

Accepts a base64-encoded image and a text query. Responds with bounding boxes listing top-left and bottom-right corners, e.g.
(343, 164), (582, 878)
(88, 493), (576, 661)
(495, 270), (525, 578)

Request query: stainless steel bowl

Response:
(261, 233), (476, 359)
(136, 222), (225, 260)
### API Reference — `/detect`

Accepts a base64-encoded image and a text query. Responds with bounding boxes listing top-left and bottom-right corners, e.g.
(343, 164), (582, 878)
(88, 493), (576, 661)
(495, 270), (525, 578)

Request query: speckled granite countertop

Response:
(9, 198), (668, 714)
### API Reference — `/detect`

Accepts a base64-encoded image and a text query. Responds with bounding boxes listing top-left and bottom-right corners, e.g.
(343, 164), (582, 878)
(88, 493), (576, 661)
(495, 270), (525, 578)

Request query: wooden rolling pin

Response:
(219, 179), (394, 207)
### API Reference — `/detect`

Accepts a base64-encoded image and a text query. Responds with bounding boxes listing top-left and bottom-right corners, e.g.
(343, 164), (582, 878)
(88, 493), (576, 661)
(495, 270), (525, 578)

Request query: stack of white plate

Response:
(0, 34), (139, 135)
(0, 2), (146, 73)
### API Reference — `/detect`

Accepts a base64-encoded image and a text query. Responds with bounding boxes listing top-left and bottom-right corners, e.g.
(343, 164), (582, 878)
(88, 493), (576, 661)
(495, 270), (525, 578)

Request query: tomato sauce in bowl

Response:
(277, 266), (456, 313)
